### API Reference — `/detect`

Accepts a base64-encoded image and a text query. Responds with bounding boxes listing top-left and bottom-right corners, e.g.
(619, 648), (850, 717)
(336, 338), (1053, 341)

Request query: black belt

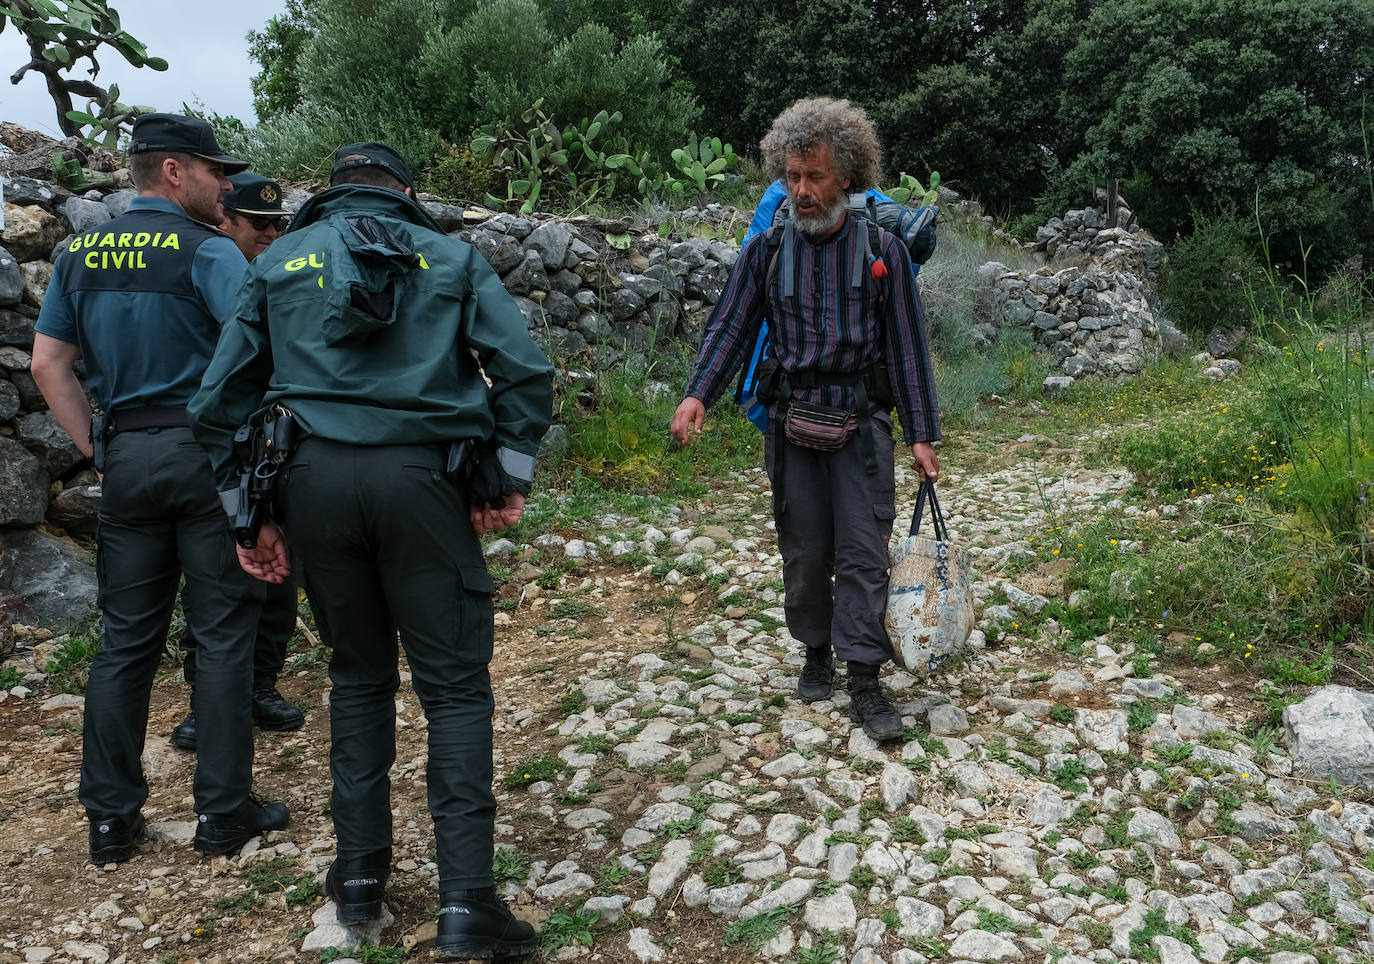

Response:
(108, 406), (189, 433)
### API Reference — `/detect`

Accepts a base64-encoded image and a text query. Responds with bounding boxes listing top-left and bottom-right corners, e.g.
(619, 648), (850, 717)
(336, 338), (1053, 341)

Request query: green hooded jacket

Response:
(189, 185), (554, 494)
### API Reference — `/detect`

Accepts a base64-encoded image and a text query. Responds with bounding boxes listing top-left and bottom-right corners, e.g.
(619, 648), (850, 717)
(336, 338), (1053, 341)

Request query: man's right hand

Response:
(671, 397), (707, 445)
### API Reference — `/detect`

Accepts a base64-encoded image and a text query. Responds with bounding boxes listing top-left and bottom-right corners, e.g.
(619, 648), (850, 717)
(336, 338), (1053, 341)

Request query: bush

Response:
(1157, 211), (1266, 335)
(420, 144), (498, 202)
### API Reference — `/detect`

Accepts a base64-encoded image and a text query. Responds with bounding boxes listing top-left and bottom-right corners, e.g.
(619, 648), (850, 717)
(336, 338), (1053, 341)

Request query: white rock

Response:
(805, 892), (858, 932)
(947, 929), (1022, 961)
(627, 927), (666, 962)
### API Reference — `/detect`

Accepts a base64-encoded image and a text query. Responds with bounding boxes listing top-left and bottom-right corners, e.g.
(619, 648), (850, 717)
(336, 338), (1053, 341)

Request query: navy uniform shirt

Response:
(36, 196), (248, 412)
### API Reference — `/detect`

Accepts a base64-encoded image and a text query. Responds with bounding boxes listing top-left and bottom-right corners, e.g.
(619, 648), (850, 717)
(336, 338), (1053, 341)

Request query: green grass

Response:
(540, 909), (598, 952)
(723, 905), (791, 949)
(493, 847), (531, 885)
(502, 752), (569, 789)
(44, 624), (103, 694)
(0, 666), (22, 689)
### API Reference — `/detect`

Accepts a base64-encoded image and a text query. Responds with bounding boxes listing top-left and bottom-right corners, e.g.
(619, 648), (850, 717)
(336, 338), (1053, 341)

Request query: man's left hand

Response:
(237, 519), (291, 583)
(472, 492), (525, 535)
(911, 442), (939, 481)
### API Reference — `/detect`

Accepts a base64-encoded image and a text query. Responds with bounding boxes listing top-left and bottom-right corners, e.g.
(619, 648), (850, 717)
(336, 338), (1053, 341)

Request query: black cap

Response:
(330, 141), (414, 189)
(223, 172), (289, 215)
(128, 112), (248, 174)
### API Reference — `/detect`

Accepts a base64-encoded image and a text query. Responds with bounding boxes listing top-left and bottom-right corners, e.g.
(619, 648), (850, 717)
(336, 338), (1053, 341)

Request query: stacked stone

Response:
(1033, 203), (1164, 276)
(436, 208), (736, 370)
(981, 261), (1162, 381)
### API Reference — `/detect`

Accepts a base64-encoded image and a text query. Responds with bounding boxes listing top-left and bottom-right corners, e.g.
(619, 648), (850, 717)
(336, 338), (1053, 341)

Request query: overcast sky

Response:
(0, 0), (287, 137)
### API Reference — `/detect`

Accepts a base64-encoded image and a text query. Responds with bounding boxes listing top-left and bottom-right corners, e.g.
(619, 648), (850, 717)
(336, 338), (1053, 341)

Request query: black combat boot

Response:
(796, 645), (835, 702)
(193, 794), (291, 855)
(252, 686), (305, 731)
(325, 847), (392, 925)
(169, 710), (197, 750)
(436, 886), (538, 960)
(89, 811), (145, 864)
(847, 662), (903, 742)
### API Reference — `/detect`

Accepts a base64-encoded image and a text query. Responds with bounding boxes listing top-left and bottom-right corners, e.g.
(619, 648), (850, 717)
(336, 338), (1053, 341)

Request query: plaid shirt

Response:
(684, 213), (940, 444)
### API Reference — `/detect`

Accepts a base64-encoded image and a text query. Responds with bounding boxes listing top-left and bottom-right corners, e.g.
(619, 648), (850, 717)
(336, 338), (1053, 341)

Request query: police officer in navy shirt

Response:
(169, 171), (304, 751)
(30, 113), (290, 863)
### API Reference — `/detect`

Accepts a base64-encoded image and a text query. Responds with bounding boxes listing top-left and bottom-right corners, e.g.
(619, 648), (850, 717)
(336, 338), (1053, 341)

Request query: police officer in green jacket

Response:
(30, 113), (290, 864)
(189, 143), (552, 958)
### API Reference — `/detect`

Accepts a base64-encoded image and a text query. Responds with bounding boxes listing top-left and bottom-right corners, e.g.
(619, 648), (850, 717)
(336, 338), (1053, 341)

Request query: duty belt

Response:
(107, 406), (188, 433)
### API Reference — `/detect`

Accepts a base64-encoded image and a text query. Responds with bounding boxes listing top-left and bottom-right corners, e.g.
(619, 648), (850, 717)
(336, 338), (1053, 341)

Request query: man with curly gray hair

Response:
(672, 97), (940, 743)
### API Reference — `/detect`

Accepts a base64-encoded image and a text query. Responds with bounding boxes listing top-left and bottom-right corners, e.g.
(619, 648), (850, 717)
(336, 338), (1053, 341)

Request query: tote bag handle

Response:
(909, 478), (950, 541)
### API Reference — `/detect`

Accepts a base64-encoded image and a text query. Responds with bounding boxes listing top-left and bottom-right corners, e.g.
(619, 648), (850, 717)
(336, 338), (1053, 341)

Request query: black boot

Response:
(796, 645), (835, 702)
(437, 887), (537, 960)
(847, 662), (903, 742)
(252, 686), (305, 731)
(193, 794), (291, 855)
(89, 811), (145, 864)
(169, 710), (197, 750)
(325, 847), (392, 925)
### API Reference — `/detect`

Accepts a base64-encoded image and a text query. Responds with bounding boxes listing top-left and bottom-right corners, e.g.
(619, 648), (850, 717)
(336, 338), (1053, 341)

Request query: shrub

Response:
(1158, 211), (1266, 335)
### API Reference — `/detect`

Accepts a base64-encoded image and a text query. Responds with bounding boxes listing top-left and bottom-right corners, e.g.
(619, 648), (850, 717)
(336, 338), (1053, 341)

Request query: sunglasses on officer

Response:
(228, 210), (289, 232)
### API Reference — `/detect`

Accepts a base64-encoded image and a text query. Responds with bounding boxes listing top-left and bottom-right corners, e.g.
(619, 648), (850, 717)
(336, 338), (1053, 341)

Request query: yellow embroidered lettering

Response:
(160, 234), (179, 249)
(85, 251), (98, 268)
(417, 253), (430, 269)
(285, 257), (308, 271)
(118, 233), (133, 247)
(99, 233), (116, 247)
(308, 253), (323, 268)
(110, 252), (126, 269)
(134, 232), (151, 247)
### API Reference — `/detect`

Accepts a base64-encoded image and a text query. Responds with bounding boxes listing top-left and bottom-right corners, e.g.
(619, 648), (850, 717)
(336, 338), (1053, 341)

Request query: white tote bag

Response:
(885, 480), (975, 674)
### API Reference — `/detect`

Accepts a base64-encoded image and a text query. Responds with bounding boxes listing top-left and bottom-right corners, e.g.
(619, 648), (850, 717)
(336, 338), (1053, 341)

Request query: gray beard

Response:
(792, 192), (848, 237)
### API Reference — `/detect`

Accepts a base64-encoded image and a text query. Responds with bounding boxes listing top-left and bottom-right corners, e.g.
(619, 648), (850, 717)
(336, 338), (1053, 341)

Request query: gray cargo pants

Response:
(765, 413), (898, 667)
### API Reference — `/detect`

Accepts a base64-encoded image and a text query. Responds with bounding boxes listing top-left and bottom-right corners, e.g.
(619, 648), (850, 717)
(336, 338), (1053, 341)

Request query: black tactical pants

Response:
(183, 574), (297, 690)
(80, 426), (264, 819)
(765, 413), (898, 667)
(278, 437), (497, 892)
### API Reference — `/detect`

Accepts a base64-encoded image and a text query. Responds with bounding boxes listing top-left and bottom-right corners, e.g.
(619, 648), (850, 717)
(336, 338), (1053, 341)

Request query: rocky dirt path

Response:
(1, 419), (1371, 964)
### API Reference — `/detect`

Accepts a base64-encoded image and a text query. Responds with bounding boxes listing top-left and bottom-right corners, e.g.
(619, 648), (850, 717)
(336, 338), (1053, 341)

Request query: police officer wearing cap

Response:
(30, 113), (290, 864)
(220, 172), (292, 261)
(189, 141), (552, 958)
(169, 170), (303, 751)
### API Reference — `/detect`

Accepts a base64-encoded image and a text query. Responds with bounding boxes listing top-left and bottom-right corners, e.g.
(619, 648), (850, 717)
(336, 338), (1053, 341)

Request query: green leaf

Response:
(483, 193), (505, 209)
(586, 121), (602, 142)
(603, 154), (632, 170)
(64, 109), (95, 124)
(605, 232), (631, 250)
(107, 83), (118, 101)
(470, 135), (496, 154)
(53, 44), (70, 64)
(658, 222), (671, 238)
(548, 149), (568, 166)
(145, 56), (168, 71)
(705, 157), (728, 175)
(510, 179), (531, 195)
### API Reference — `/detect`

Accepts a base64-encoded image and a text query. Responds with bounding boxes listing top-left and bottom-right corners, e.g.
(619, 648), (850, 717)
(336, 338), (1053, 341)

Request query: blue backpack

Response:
(733, 179), (937, 431)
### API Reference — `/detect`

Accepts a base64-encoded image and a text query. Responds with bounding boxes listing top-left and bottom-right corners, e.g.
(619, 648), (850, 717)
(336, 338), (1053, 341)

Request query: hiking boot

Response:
(252, 687), (305, 731)
(193, 794), (291, 856)
(325, 848), (391, 925)
(89, 812), (145, 864)
(847, 663), (903, 743)
(796, 646), (835, 703)
(436, 887), (538, 960)
(169, 710), (197, 750)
